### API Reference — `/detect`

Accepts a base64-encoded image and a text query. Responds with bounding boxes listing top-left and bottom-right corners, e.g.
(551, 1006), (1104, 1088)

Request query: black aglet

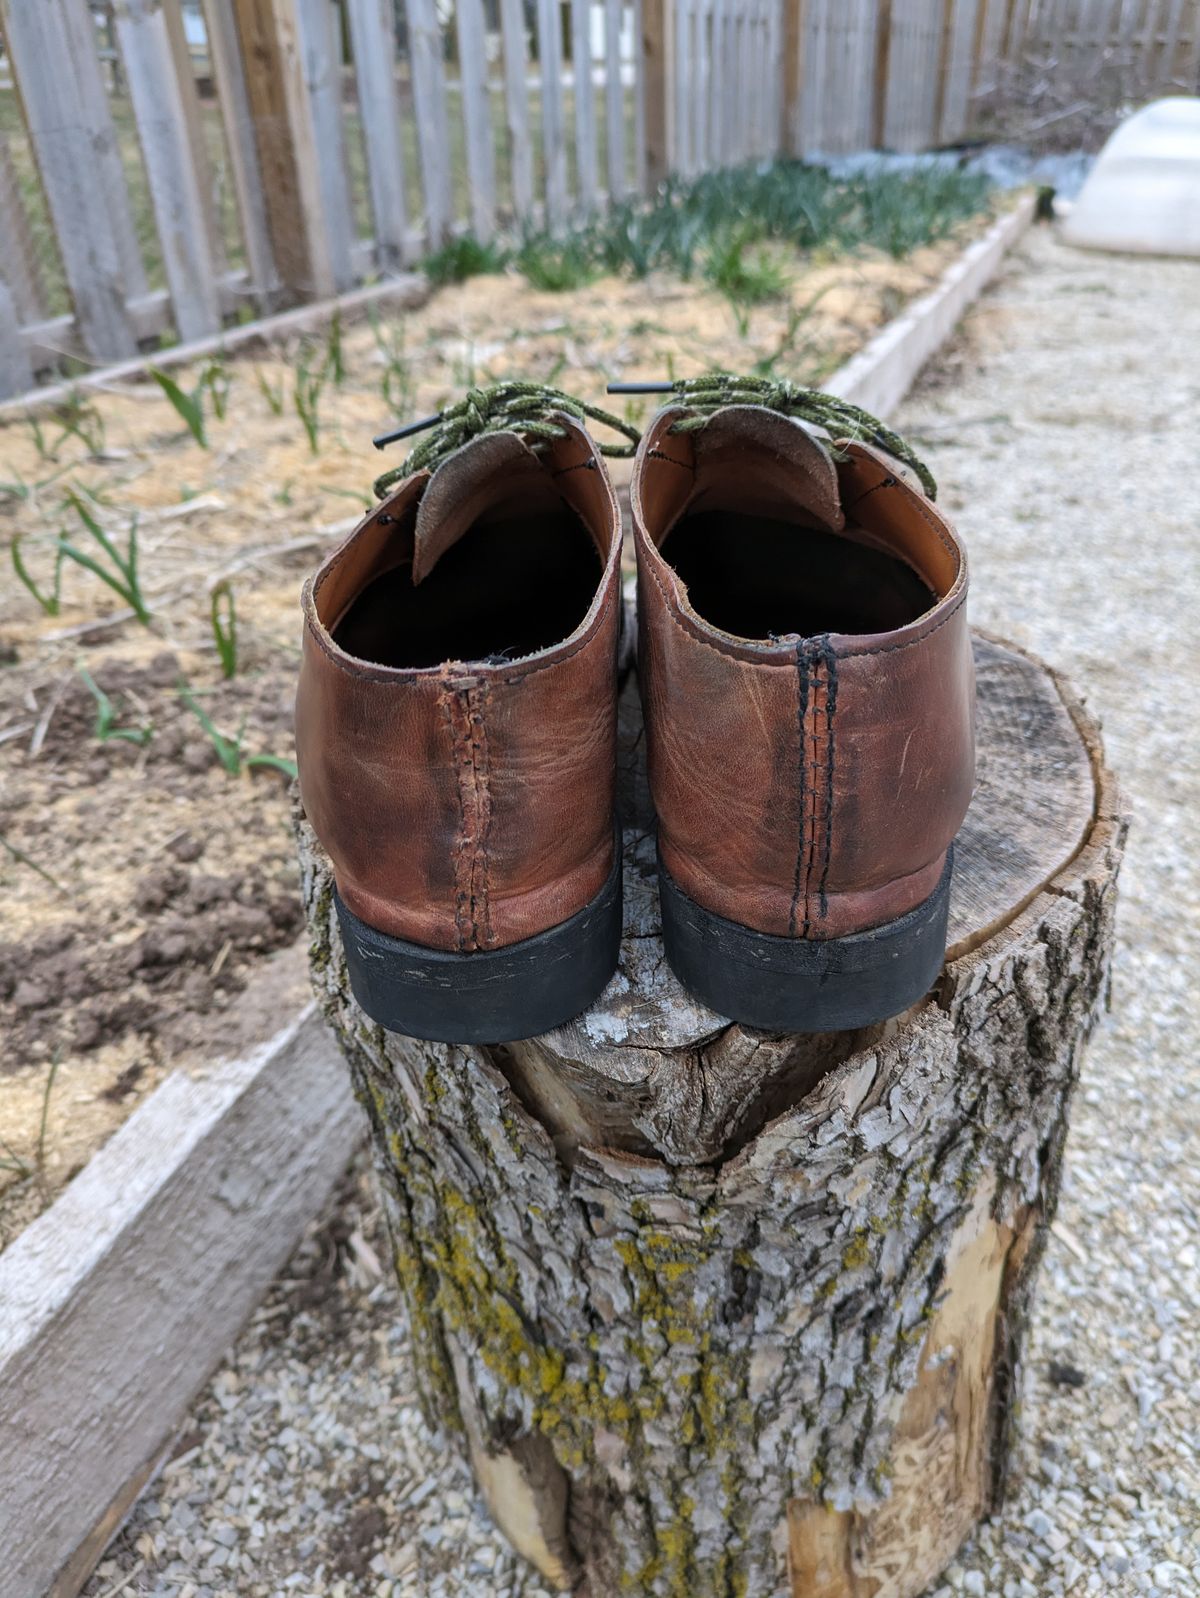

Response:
(372, 412), (444, 450)
(606, 381), (676, 395)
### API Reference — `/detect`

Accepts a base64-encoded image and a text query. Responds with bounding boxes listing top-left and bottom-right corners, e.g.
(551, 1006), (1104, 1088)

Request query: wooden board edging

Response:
(0, 1007), (362, 1598)
(827, 192), (1037, 418)
(0, 273), (429, 420)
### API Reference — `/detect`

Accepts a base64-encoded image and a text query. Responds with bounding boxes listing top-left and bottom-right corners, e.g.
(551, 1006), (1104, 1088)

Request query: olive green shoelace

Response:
(372, 380), (642, 499)
(643, 372), (938, 499)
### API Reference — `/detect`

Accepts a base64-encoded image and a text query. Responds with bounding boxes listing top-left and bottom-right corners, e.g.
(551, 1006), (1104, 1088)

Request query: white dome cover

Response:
(1061, 97), (1200, 257)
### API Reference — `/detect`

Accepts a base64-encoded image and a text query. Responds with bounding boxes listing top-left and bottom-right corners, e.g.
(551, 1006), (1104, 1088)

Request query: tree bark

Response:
(297, 631), (1125, 1598)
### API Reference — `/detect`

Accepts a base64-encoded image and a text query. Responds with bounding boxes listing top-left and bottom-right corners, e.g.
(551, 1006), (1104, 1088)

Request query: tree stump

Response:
(297, 631), (1125, 1598)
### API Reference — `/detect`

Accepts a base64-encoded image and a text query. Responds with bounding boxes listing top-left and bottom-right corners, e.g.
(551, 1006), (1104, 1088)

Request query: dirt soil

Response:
(0, 218), (992, 1247)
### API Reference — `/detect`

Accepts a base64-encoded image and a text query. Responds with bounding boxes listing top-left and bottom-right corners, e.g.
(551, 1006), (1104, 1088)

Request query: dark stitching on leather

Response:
(310, 483), (417, 600)
(550, 458), (598, 477)
(817, 634), (838, 920)
(648, 447), (693, 470)
(842, 460), (957, 564)
(438, 673), (493, 953)
(439, 678), (473, 952)
(470, 681), (494, 947)
(788, 641), (809, 939)
(842, 475), (897, 510)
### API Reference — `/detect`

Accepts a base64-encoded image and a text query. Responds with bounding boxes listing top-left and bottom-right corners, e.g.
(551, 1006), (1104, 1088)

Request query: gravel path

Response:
(82, 226), (1199, 1598)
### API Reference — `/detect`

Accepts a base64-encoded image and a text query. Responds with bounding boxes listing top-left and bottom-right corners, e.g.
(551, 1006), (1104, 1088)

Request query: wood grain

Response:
(0, 0), (137, 362)
(499, 0), (537, 221)
(299, 632), (1126, 1596)
(346, 0), (411, 270)
(0, 1005), (362, 1598)
(536, 0), (570, 229)
(114, 0), (223, 343)
(456, 0), (498, 240)
(202, 0), (281, 304)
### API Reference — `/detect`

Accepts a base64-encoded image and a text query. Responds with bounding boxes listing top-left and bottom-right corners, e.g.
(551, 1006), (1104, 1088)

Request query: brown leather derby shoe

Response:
(296, 385), (633, 1042)
(626, 375), (974, 1031)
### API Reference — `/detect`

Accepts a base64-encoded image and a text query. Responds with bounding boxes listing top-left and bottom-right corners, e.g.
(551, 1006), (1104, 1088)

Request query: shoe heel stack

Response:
(658, 848), (954, 1033)
(336, 838), (622, 1044)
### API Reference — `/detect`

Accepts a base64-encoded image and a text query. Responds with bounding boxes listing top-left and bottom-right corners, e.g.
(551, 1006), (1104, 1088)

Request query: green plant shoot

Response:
(11, 537), (64, 616)
(78, 668), (153, 745)
(210, 581), (238, 679)
(58, 490), (150, 625)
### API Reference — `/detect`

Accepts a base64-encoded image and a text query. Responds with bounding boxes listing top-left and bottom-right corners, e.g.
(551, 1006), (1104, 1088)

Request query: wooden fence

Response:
(981, 0), (1200, 109)
(0, 0), (1197, 401)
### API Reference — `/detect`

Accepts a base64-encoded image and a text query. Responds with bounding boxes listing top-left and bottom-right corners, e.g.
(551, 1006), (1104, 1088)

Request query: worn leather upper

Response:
(296, 418), (621, 953)
(633, 405), (974, 941)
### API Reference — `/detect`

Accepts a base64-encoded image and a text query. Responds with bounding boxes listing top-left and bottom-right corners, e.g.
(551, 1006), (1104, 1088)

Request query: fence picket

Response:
(0, 138), (44, 326)
(0, 0), (136, 361)
(56, 0), (149, 299)
(746, 0), (758, 155)
(758, 0), (773, 158)
(407, 0), (455, 247)
(781, 0), (804, 153)
(735, 7), (748, 159)
(1158, 0), (1185, 81)
(113, 0), (222, 343)
(825, 0), (848, 151)
(721, 1), (738, 159)
(346, 0), (411, 268)
(163, 0), (227, 272)
(674, 0), (693, 174)
(456, 0), (498, 237)
(940, 0), (979, 137)
(0, 282), (33, 401)
(852, 0), (880, 148)
(762, 0), (781, 158)
(292, 0), (356, 292)
(605, 0), (628, 197)
(572, 0), (599, 208)
(537, 0), (570, 226)
(696, 0), (715, 169)
(636, 0), (654, 192)
(1083, 0), (1122, 72)
(499, 0), (536, 220)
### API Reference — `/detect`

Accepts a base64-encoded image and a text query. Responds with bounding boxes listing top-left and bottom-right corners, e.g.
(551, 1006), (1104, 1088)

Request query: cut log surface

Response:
(297, 631), (1125, 1598)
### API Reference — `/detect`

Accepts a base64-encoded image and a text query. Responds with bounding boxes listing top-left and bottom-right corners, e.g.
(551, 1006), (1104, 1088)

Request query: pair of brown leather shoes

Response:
(296, 378), (973, 1043)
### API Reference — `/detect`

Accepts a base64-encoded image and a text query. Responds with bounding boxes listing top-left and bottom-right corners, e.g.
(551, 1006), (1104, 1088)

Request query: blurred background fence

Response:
(0, 0), (1197, 399)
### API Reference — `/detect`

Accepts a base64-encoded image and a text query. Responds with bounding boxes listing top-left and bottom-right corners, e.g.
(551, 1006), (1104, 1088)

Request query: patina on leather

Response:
(296, 415), (621, 954)
(633, 403), (974, 943)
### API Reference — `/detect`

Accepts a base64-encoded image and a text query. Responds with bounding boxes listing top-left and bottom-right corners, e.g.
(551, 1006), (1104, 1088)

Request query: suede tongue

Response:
(412, 430), (554, 584)
(687, 403), (845, 532)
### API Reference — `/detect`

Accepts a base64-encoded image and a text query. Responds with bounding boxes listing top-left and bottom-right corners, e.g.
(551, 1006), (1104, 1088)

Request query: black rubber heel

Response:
(658, 848), (953, 1032)
(335, 844), (622, 1043)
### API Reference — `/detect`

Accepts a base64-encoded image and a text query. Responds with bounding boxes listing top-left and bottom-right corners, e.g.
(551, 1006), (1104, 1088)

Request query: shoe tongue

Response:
(412, 430), (555, 584)
(686, 404), (845, 532)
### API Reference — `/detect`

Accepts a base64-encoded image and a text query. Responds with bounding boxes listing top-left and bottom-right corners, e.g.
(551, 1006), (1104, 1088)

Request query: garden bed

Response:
(0, 165), (1007, 1249)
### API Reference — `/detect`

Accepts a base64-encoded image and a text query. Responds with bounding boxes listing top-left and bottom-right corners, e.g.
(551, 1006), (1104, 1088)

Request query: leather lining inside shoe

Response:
(661, 510), (936, 640)
(333, 509), (601, 668)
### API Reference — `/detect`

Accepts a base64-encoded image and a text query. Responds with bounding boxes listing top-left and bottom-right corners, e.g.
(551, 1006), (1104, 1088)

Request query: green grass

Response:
(425, 234), (509, 285)
(425, 159), (993, 306)
(515, 234), (599, 292)
(58, 488), (151, 625)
